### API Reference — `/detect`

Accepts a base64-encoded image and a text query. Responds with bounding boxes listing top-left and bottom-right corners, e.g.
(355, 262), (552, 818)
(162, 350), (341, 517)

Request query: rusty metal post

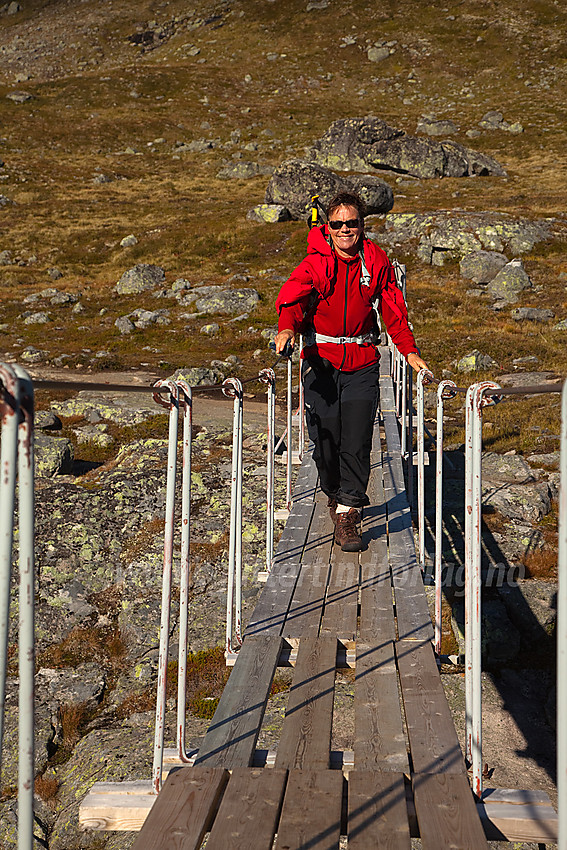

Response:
(465, 380), (501, 799)
(434, 380), (457, 655)
(175, 380), (194, 763)
(0, 364), (19, 770)
(416, 369), (434, 571)
(151, 380), (179, 793)
(407, 363), (414, 510)
(224, 378), (244, 655)
(13, 365), (35, 850)
(259, 369), (276, 575)
(558, 378), (567, 849)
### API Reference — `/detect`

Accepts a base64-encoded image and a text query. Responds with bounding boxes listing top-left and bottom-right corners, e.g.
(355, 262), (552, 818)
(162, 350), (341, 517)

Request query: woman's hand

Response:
(407, 351), (430, 373)
(274, 329), (295, 355)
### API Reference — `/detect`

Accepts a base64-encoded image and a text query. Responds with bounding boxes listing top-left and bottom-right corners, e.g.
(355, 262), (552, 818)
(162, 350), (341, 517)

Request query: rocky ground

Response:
(0, 372), (561, 849)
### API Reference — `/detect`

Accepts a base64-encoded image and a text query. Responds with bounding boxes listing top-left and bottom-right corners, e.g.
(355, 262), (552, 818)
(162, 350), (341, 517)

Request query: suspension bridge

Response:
(1, 340), (565, 849)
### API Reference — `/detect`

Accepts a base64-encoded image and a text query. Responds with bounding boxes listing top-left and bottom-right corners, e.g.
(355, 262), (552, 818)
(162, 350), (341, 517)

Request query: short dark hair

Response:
(327, 191), (366, 222)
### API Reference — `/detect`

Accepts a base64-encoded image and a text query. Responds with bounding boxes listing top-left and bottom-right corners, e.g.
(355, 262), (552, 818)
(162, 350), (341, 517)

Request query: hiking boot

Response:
(334, 508), (362, 552)
(327, 497), (338, 524)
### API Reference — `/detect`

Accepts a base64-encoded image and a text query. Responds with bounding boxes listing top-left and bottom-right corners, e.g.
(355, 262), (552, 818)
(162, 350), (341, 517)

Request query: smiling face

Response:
(327, 204), (364, 258)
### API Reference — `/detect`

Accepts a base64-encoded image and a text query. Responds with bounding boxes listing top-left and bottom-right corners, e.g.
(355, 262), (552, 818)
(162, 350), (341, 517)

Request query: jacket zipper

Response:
(339, 260), (349, 370)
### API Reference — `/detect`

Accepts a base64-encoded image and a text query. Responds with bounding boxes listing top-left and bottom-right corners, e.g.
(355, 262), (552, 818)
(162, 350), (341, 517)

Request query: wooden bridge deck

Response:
(80, 356), (558, 847)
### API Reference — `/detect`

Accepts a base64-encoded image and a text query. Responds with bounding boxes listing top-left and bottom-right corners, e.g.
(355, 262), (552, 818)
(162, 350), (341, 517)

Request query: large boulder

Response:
(264, 159), (393, 220)
(265, 159), (351, 218)
(305, 116), (506, 178)
(194, 287), (260, 315)
(35, 433), (74, 477)
(370, 212), (552, 265)
(486, 259), (532, 303)
(115, 264), (166, 295)
(459, 250), (508, 283)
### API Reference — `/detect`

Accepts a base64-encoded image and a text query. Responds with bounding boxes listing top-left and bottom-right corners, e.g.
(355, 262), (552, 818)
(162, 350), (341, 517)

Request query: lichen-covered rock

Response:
(459, 250), (508, 283)
(511, 306), (555, 322)
(50, 395), (160, 426)
(456, 349), (498, 373)
(49, 725), (154, 850)
(487, 259), (532, 303)
(35, 432), (74, 476)
(264, 158), (394, 220)
(217, 161), (274, 179)
(305, 116), (506, 178)
(498, 580), (557, 647)
(482, 452), (535, 484)
(372, 212), (552, 264)
(553, 318), (567, 330)
(265, 159), (351, 218)
(247, 203), (291, 223)
(482, 481), (552, 523)
(416, 115), (459, 137)
(115, 264), (165, 295)
(194, 287), (260, 315)
(348, 174), (394, 215)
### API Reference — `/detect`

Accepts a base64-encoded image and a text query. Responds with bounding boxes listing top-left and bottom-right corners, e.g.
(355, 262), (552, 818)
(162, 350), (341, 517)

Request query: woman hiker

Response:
(274, 191), (429, 552)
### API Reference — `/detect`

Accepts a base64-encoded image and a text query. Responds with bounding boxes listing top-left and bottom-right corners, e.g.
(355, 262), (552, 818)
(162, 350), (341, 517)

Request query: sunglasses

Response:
(328, 218), (361, 230)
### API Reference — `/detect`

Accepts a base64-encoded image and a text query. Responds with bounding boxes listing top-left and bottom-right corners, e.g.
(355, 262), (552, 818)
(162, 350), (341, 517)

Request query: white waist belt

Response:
(305, 331), (376, 346)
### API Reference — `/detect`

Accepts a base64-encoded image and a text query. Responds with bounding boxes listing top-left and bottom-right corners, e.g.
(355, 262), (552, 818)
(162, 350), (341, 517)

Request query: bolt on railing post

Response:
(175, 380), (193, 763)
(224, 378), (244, 655)
(465, 380), (500, 799)
(13, 365), (35, 850)
(0, 364), (20, 771)
(558, 378), (567, 850)
(434, 380), (457, 655)
(416, 370), (434, 572)
(286, 355), (293, 511)
(151, 380), (179, 794)
(259, 369), (276, 575)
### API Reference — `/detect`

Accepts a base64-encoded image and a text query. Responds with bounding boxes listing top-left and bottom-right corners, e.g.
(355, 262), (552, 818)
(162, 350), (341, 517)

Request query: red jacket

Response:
(276, 225), (418, 371)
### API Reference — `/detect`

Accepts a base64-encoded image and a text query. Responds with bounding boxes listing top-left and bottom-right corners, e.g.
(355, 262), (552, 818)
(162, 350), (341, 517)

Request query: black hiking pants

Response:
(302, 357), (380, 508)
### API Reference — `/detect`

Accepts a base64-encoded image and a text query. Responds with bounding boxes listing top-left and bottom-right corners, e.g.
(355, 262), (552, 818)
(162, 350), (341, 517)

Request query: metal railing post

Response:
(434, 380), (457, 655)
(286, 356), (293, 510)
(559, 378), (567, 849)
(151, 380), (179, 793)
(0, 364), (20, 771)
(407, 363), (414, 510)
(224, 378), (244, 655)
(400, 356), (408, 457)
(416, 369), (434, 571)
(259, 369), (276, 575)
(13, 365), (35, 850)
(465, 380), (500, 799)
(175, 380), (193, 763)
(298, 336), (305, 461)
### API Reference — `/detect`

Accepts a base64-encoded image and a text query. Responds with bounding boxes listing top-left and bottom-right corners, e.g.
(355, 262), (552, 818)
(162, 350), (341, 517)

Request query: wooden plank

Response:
(275, 769), (343, 850)
(195, 636), (282, 768)
(354, 642), (408, 773)
(320, 556), (359, 641)
(382, 445), (434, 643)
(130, 766), (228, 850)
(80, 792), (156, 832)
(273, 502), (314, 567)
(477, 800), (558, 843)
(245, 561), (301, 637)
(291, 446), (319, 502)
(206, 768), (288, 850)
(275, 635), (337, 770)
(282, 496), (332, 639)
(348, 770), (411, 849)
(413, 772), (489, 849)
(396, 641), (466, 775)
